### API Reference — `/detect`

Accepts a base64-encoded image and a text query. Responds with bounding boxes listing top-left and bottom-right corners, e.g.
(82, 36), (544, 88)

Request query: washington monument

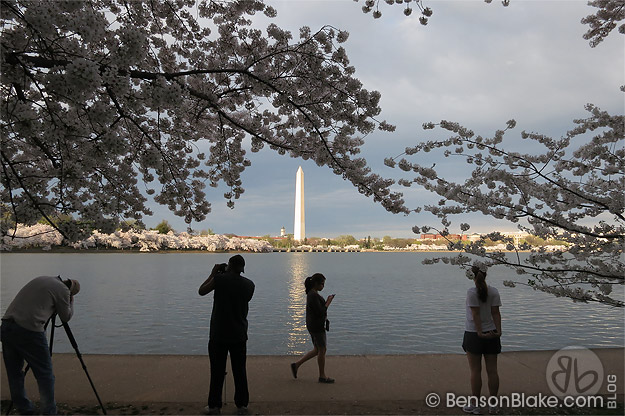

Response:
(294, 166), (305, 241)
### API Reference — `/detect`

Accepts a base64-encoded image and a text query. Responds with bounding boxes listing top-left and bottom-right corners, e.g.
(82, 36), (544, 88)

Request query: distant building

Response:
(420, 233), (467, 241)
(467, 233), (482, 242)
(280, 227), (286, 237)
(502, 231), (530, 246)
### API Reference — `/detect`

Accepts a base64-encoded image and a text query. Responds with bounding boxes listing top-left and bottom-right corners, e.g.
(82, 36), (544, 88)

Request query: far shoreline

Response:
(0, 248), (533, 254)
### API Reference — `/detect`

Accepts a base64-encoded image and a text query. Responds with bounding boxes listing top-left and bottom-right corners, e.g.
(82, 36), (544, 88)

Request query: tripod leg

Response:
(61, 322), (107, 415)
(48, 315), (56, 357)
(223, 370), (228, 405)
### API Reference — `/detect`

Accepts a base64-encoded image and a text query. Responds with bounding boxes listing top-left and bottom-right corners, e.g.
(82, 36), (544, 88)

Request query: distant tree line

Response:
(258, 233), (568, 249)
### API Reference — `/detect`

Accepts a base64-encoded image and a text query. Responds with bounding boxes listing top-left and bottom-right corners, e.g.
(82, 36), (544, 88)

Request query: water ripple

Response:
(1, 252), (623, 355)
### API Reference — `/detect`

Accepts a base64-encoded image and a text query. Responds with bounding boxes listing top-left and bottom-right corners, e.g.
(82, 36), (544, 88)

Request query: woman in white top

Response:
(462, 264), (502, 415)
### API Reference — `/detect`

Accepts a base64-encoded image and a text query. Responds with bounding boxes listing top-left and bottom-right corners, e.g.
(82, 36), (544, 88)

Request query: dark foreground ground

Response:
(2, 399), (623, 415)
(1, 349), (623, 415)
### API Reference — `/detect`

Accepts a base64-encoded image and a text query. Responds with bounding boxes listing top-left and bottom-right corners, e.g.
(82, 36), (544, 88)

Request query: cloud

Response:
(355, 1), (622, 132)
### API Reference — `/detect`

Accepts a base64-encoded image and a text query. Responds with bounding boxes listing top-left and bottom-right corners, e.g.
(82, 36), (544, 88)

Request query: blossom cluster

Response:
(1, 224), (273, 253)
(0, 224), (64, 251)
(356, 0), (433, 23)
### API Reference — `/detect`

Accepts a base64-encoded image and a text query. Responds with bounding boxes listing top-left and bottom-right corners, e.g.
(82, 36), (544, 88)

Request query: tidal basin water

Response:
(0, 252), (623, 356)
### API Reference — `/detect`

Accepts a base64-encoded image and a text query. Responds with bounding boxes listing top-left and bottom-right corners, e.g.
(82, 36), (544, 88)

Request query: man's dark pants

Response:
(1, 320), (57, 415)
(208, 339), (249, 409)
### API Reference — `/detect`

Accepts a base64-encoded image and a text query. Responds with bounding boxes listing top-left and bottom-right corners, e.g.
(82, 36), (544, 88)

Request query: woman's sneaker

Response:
(462, 405), (482, 415)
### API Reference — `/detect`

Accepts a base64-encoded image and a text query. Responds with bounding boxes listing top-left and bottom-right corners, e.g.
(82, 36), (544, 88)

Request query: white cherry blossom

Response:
(1, 224), (272, 253)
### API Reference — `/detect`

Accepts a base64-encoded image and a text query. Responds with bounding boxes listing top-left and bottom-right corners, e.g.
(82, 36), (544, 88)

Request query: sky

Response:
(143, 0), (624, 239)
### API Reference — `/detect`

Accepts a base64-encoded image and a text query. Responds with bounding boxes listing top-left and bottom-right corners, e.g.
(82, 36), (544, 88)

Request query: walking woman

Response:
(290, 273), (336, 383)
(462, 264), (502, 415)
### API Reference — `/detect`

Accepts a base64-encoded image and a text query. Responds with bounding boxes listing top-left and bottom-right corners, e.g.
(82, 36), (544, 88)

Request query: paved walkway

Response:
(1, 348), (623, 414)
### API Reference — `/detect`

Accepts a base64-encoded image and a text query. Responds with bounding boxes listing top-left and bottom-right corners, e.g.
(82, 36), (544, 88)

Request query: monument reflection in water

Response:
(286, 253), (310, 355)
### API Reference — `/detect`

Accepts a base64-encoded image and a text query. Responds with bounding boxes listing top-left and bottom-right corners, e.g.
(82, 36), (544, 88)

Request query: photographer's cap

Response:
(229, 254), (245, 273)
(68, 279), (80, 296)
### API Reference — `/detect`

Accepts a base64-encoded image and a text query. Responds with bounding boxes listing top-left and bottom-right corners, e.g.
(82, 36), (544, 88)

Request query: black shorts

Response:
(309, 331), (327, 349)
(462, 331), (501, 355)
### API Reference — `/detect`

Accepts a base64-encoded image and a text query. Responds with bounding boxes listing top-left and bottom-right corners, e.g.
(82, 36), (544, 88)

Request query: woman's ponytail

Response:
(304, 276), (313, 294)
(472, 265), (488, 303)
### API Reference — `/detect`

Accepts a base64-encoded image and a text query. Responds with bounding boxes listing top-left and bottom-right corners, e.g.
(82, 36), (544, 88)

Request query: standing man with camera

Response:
(1, 275), (80, 415)
(199, 254), (255, 416)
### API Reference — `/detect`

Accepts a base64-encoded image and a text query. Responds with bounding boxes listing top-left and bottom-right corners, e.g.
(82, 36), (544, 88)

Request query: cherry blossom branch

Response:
(0, 150), (69, 239)
(7, 48), (393, 204)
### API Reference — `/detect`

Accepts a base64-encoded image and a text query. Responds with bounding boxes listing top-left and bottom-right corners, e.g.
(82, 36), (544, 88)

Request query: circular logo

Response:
(546, 347), (604, 397)
(425, 393), (441, 408)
